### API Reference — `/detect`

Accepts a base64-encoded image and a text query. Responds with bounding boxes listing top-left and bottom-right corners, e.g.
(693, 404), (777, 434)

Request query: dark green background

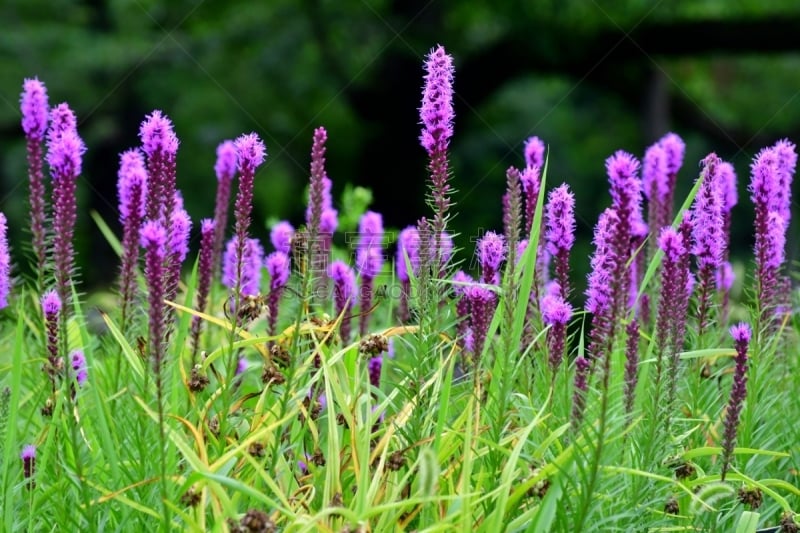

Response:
(1, 0), (799, 295)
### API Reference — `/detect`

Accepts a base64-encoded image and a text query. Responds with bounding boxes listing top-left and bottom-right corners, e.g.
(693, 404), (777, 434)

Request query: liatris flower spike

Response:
(623, 320), (640, 416)
(21, 78), (49, 274)
(47, 117), (86, 307)
(71, 350), (88, 388)
(721, 322), (751, 481)
(306, 127), (328, 238)
(356, 211), (385, 335)
(41, 289), (62, 387)
(397, 227), (420, 323)
(117, 149), (148, 328)
(222, 236), (264, 298)
(659, 132), (686, 220)
(21, 444), (36, 487)
(271, 221), (295, 255)
(541, 293), (572, 371)
(691, 153), (724, 338)
(420, 45), (455, 237)
(477, 231), (506, 285)
(0, 213), (10, 309)
(329, 260), (356, 342)
(140, 110), (179, 223)
(212, 140), (237, 276)
(191, 219), (216, 356)
(265, 251), (290, 338)
(545, 184), (576, 300)
(524, 136), (545, 169)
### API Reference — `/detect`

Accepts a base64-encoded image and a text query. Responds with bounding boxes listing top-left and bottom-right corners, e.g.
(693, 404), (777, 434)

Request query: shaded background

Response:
(1, 0), (799, 295)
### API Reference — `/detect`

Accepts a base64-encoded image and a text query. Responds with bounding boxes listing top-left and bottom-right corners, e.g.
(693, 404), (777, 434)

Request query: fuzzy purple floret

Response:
(214, 140), (238, 182)
(47, 127), (85, 180)
(222, 236), (264, 296)
(169, 206), (192, 263)
(520, 165), (541, 233)
(233, 132), (266, 240)
(368, 356), (383, 389)
(397, 227), (420, 282)
(477, 231), (506, 285)
(691, 153), (725, 269)
(71, 350), (88, 387)
(585, 208), (619, 315)
(41, 289), (62, 317)
(117, 150), (148, 222)
(541, 294), (572, 326)
(357, 211), (385, 279)
(47, 104), (77, 145)
(270, 221), (295, 254)
(140, 110), (179, 158)
(465, 284), (495, 362)
(419, 45), (454, 154)
(0, 213), (10, 309)
(643, 143), (669, 202)
(329, 260), (356, 340)
(524, 136), (546, 169)
(772, 138), (796, 226)
(266, 251), (290, 290)
(21, 444), (36, 461)
(659, 132), (685, 177)
(545, 184), (576, 255)
(718, 161), (738, 212)
(21, 78), (49, 141)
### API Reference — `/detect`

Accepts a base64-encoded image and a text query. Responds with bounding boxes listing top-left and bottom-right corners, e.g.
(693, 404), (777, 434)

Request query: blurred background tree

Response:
(1, 0), (799, 296)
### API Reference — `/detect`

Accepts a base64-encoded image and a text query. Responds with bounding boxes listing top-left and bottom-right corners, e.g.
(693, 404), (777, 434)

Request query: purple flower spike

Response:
(657, 132), (686, 225)
(236, 357), (248, 376)
(718, 162), (738, 213)
(47, 104), (77, 145)
(477, 231), (506, 285)
(212, 140), (237, 277)
(270, 221), (295, 255)
(465, 284), (496, 366)
(117, 149), (148, 329)
(71, 350), (88, 387)
(691, 153), (725, 338)
(170, 206), (192, 264)
(21, 78), (49, 140)
(41, 289), (62, 381)
(306, 127), (328, 238)
(191, 219), (217, 356)
(397, 227), (420, 282)
(21, 79), (50, 275)
(721, 322), (751, 480)
(524, 136), (546, 169)
(265, 251), (290, 338)
(545, 184), (576, 299)
(329, 260), (356, 342)
(420, 45), (455, 238)
(453, 270), (474, 349)
(222, 236), (264, 297)
(368, 356), (383, 389)
(356, 211), (384, 335)
(520, 165), (541, 234)
(716, 261), (735, 292)
(420, 45), (454, 155)
(541, 293), (572, 371)
(772, 138), (796, 226)
(47, 122), (86, 307)
(0, 213), (10, 309)
(21, 444), (36, 483)
(320, 208), (338, 236)
(232, 133), (267, 295)
(643, 143), (669, 202)
(139, 110), (179, 222)
(585, 208), (620, 317)
(623, 320), (640, 416)
(141, 220), (168, 369)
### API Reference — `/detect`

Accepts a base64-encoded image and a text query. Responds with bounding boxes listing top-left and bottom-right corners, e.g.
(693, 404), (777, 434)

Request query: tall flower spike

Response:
(21, 78), (50, 276)
(691, 153), (724, 338)
(47, 104), (77, 145)
(271, 221), (295, 255)
(191, 219), (216, 357)
(306, 127), (328, 238)
(643, 142), (670, 254)
(541, 293), (572, 371)
(545, 184), (576, 300)
(503, 166), (523, 265)
(139, 110), (179, 223)
(117, 149), (148, 329)
(356, 211), (385, 336)
(329, 260), (356, 343)
(266, 251), (290, 339)
(21, 444), (36, 487)
(452, 270), (474, 352)
(772, 138), (796, 226)
(222, 236), (264, 297)
(420, 45), (455, 239)
(721, 322), (751, 481)
(659, 132), (686, 223)
(524, 136), (546, 169)
(71, 350), (88, 388)
(212, 140), (237, 277)
(520, 165), (541, 235)
(623, 320), (640, 416)
(0, 213), (10, 309)
(47, 118), (86, 308)
(477, 231), (506, 285)
(41, 289), (62, 389)
(465, 284), (495, 368)
(232, 133), (267, 304)
(397, 226), (420, 323)
(167, 203), (192, 302)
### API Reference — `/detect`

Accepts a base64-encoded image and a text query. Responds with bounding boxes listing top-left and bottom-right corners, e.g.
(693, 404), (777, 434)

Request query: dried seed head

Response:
(664, 496), (679, 515)
(240, 508), (275, 533)
(359, 334), (389, 356)
(248, 442), (266, 458)
(388, 450), (406, 472)
(261, 365), (286, 385)
(188, 366), (210, 392)
(181, 487), (201, 507)
(738, 486), (763, 510)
